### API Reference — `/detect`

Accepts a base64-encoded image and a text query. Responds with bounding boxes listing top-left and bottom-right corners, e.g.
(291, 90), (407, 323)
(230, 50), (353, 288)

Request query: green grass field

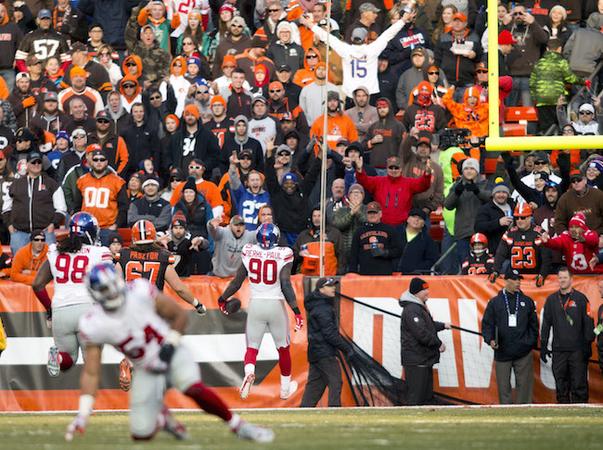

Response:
(2, 407), (602, 450)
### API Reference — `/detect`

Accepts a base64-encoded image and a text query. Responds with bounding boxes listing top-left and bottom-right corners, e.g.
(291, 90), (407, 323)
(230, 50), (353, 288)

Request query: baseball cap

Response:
(230, 215), (245, 225)
(359, 3), (380, 13)
(38, 9), (52, 19)
(411, 47), (426, 57)
(71, 128), (87, 139)
(95, 110), (110, 121)
(366, 201), (381, 213)
(351, 27), (368, 42)
(282, 172), (298, 184)
(504, 267), (523, 280)
(316, 277), (339, 289)
(15, 127), (34, 141)
(570, 168), (584, 181)
(277, 64), (292, 72)
(27, 151), (43, 163)
(238, 148), (253, 158)
(252, 95), (267, 105)
(44, 91), (58, 102)
(142, 177), (161, 189)
(276, 144), (292, 155)
(417, 131), (432, 145)
(408, 208), (427, 221)
(452, 12), (467, 22)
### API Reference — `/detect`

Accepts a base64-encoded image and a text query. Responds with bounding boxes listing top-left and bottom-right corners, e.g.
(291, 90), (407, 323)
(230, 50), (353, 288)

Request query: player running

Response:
(32, 212), (112, 377)
(115, 219), (207, 390)
(65, 262), (274, 443)
(219, 223), (303, 400)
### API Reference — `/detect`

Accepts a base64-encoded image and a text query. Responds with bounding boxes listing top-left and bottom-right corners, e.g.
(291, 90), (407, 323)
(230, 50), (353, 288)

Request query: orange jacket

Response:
(310, 112), (359, 152)
(169, 179), (224, 210)
(217, 173), (233, 225)
(442, 86), (489, 138)
(0, 77), (8, 100)
(77, 171), (126, 228)
(10, 243), (48, 285)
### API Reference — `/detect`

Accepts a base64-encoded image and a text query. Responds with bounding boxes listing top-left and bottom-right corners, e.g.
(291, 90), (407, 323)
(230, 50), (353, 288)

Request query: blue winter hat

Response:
(281, 172), (298, 185)
(588, 159), (603, 173)
(56, 130), (69, 142)
(187, 57), (201, 67)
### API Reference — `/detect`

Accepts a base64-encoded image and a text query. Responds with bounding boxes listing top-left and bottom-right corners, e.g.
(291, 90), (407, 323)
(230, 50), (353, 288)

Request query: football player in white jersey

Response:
(32, 212), (112, 377)
(65, 262), (274, 443)
(219, 223), (303, 400)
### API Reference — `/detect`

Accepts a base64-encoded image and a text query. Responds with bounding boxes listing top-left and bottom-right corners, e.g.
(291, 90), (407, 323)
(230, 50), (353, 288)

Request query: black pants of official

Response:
(404, 365), (434, 406)
(552, 350), (588, 403)
(300, 356), (343, 407)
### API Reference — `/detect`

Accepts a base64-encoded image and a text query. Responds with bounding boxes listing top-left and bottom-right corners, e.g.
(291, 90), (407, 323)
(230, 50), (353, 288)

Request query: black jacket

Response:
(304, 290), (352, 363)
(166, 121), (220, 176)
(348, 221), (402, 275)
(482, 289), (539, 362)
(396, 226), (439, 274)
(541, 289), (595, 353)
(474, 200), (516, 255)
(399, 292), (445, 366)
(120, 120), (160, 177)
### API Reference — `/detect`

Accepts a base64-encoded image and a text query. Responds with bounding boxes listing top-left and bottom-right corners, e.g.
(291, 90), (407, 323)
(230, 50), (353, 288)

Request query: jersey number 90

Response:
(248, 258), (277, 285)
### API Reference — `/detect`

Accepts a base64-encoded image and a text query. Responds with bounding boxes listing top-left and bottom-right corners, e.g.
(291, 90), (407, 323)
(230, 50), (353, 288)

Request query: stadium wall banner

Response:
(0, 275), (601, 411)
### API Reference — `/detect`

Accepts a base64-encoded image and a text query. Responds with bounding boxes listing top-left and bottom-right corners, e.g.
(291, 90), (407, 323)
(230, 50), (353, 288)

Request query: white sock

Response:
(244, 364), (255, 376)
(228, 414), (241, 430)
(280, 375), (291, 389)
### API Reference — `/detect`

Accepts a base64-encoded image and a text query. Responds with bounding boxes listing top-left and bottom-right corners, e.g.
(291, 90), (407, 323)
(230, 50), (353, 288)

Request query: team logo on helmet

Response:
(131, 220), (156, 244)
(256, 223), (280, 249)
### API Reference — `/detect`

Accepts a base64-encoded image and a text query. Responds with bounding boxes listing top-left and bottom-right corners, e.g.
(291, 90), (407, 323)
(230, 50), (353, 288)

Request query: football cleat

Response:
(161, 406), (188, 440)
(119, 358), (132, 391)
(239, 373), (255, 400)
(234, 420), (275, 443)
(47, 345), (60, 377)
(280, 380), (298, 400)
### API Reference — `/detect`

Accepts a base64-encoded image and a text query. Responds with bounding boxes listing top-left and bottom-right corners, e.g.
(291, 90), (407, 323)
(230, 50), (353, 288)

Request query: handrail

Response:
(567, 61), (603, 119)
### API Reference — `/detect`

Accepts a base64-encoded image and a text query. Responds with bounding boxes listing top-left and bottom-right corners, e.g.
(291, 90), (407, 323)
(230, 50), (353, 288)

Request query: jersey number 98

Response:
(55, 254), (90, 284)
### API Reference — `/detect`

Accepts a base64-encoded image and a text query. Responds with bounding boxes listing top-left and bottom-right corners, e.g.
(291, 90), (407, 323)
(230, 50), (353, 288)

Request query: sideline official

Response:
(541, 267), (594, 403)
(400, 278), (450, 406)
(300, 277), (352, 407)
(482, 268), (539, 404)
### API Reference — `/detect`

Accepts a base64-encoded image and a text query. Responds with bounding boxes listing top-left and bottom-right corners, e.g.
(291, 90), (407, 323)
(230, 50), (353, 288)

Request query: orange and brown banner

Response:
(0, 274), (601, 411)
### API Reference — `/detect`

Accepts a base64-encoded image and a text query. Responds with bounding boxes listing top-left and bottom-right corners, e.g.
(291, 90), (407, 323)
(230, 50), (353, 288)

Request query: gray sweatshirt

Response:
(207, 224), (256, 277)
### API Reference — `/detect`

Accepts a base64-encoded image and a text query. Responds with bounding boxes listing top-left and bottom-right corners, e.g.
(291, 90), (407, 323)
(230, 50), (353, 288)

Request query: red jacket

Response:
(356, 170), (431, 226)
(544, 229), (603, 274)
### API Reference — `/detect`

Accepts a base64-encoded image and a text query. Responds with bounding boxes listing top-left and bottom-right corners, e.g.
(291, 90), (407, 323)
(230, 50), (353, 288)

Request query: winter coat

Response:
(474, 199), (516, 255)
(267, 40), (305, 73)
(348, 221), (402, 275)
(166, 121), (221, 175)
(442, 86), (489, 137)
(78, 0), (139, 50)
(503, 21), (549, 77)
(331, 204), (368, 271)
(305, 289), (352, 363)
(382, 23), (433, 77)
(365, 101), (405, 169)
(399, 291), (445, 366)
(396, 226), (439, 274)
(444, 178), (490, 240)
(530, 51), (583, 107)
(482, 289), (538, 362)
(434, 29), (483, 86)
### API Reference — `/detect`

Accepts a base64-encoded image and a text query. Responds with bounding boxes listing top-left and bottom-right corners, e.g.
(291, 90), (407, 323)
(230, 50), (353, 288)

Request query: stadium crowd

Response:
(0, 0), (603, 407)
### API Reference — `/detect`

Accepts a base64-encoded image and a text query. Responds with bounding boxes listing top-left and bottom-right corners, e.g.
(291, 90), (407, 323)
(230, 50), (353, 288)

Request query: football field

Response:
(2, 406), (602, 450)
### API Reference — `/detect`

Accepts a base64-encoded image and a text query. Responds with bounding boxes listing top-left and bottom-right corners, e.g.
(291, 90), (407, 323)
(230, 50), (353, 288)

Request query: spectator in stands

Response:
(170, 158), (224, 218)
(301, 277), (352, 408)
(482, 268), (538, 405)
(542, 5), (571, 47)
(8, 72), (37, 128)
(10, 228), (48, 285)
(555, 169), (603, 238)
(442, 85), (489, 138)
(332, 183), (367, 272)
(228, 152), (270, 230)
(490, 203), (552, 287)
(444, 158), (490, 265)
(375, 54), (398, 109)
(310, 91), (359, 151)
(2, 151), (65, 256)
(566, 103), (601, 135)
(127, 176), (171, 231)
(345, 86), (377, 142)
(91, 110), (128, 176)
(30, 91), (69, 135)
(348, 201), (402, 275)
(396, 47), (429, 110)
(397, 208), (438, 275)
(502, 5), (548, 106)
(400, 130), (444, 218)
(267, 21), (305, 74)
(402, 81), (448, 134)
(530, 39), (583, 134)
(248, 96), (277, 153)
(364, 98), (404, 174)
(221, 117), (264, 173)
(299, 63), (337, 126)
(564, 12), (603, 81)
(65, 96), (96, 135)
(213, 16), (251, 78)
(120, 103), (159, 177)
(78, 0), (138, 52)
(64, 41), (111, 97)
(162, 214), (208, 277)
(292, 206), (343, 276)
(267, 82), (308, 136)
(75, 147), (127, 245)
(0, 3), (23, 92)
(399, 277), (449, 406)
(131, 25), (171, 84)
(207, 215), (255, 278)
(355, 154), (431, 230)
(58, 66), (104, 117)
(474, 180), (515, 255)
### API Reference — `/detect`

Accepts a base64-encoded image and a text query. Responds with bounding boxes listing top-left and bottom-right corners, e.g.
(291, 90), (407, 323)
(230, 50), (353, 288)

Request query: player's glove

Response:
(535, 274), (545, 287)
(293, 307), (303, 332)
(65, 414), (88, 441)
(540, 348), (552, 364)
(194, 300), (207, 316)
(488, 272), (499, 283)
(158, 330), (181, 365)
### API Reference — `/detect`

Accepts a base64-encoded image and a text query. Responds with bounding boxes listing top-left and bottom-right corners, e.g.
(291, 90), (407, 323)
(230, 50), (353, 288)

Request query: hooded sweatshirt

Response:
(248, 107), (277, 155)
(364, 98), (404, 169)
(442, 86), (489, 138)
(402, 81), (449, 134)
(168, 56), (192, 117)
(118, 75), (143, 113)
(293, 46), (321, 87)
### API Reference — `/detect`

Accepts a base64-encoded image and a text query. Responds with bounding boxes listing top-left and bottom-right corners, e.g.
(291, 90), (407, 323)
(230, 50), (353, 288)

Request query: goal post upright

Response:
(484, 0), (603, 151)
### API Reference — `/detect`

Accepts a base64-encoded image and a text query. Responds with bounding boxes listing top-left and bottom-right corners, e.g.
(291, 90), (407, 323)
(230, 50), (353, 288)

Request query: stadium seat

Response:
(118, 228), (132, 247)
(429, 211), (444, 242)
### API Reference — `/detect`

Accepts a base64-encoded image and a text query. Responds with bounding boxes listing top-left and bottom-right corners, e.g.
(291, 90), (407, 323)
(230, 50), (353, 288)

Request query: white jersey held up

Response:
(311, 19), (406, 98)
(47, 244), (113, 309)
(240, 244), (294, 300)
(79, 279), (172, 372)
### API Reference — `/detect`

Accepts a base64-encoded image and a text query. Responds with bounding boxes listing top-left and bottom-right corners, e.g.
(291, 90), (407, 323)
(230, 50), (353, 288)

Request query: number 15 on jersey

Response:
(350, 59), (367, 78)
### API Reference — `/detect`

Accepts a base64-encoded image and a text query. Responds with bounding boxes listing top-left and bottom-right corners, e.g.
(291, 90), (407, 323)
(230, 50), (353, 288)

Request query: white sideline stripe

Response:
(1, 404), (602, 415)
(0, 334), (278, 365)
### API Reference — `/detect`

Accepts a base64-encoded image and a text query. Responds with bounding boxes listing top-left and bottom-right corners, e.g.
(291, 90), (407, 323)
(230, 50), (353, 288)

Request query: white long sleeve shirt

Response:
(311, 19), (406, 98)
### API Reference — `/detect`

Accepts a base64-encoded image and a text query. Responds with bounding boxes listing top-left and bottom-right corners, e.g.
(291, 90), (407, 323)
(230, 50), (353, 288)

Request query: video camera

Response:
(439, 128), (470, 149)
